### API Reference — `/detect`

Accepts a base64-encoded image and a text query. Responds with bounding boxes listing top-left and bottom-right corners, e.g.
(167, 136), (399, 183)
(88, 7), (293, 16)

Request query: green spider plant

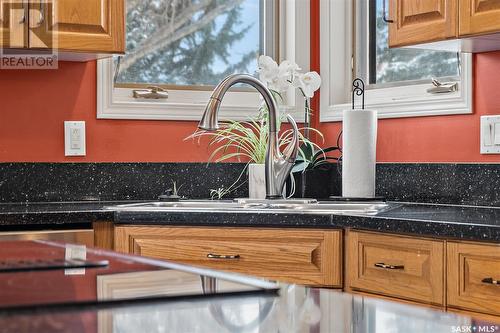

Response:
(187, 108), (323, 165)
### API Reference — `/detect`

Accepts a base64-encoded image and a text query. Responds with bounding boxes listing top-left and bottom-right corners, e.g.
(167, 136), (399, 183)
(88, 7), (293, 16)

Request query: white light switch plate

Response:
(481, 116), (500, 154)
(64, 121), (86, 156)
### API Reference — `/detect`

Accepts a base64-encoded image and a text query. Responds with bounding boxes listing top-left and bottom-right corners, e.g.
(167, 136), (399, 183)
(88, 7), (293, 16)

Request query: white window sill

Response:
(321, 55), (472, 121)
(97, 59), (302, 121)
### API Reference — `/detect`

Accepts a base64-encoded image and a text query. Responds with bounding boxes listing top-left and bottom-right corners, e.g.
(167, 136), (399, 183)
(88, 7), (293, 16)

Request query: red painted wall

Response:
(0, 61), (212, 162)
(1, 1), (500, 163)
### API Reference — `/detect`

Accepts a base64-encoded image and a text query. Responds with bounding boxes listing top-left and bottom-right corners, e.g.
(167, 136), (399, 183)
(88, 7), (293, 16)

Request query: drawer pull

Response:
(207, 253), (240, 260)
(374, 262), (404, 270)
(482, 277), (499, 285)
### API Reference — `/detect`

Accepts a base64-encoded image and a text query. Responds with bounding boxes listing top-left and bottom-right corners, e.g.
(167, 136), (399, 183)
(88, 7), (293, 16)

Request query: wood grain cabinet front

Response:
(388, 0), (458, 47)
(0, 0), (27, 48)
(29, 0), (125, 53)
(459, 0), (500, 36)
(0, 0), (124, 56)
(347, 230), (445, 306)
(388, 0), (500, 51)
(114, 226), (343, 287)
(447, 241), (500, 316)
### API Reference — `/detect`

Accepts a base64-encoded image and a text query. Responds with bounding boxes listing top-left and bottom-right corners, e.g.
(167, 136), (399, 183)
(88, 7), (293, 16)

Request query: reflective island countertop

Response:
(0, 241), (497, 333)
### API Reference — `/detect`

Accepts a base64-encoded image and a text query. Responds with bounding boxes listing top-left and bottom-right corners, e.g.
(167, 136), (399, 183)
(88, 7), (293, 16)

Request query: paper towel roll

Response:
(342, 109), (378, 198)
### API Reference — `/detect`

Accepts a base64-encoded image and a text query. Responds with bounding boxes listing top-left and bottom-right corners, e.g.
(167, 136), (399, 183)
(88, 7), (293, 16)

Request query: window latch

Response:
(132, 86), (169, 99)
(427, 78), (458, 94)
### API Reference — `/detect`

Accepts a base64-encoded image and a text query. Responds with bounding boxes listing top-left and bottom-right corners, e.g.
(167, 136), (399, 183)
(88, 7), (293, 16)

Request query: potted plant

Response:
(291, 142), (342, 199)
(187, 56), (322, 199)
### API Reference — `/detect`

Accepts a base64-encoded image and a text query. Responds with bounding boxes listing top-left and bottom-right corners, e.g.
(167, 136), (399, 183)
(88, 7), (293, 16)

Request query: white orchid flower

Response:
(258, 56), (302, 93)
(273, 60), (300, 92)
(258, 55), (279, 84)
(278, 60), (300, 78)
(257, 56), (322, 98)
(295, 71), (321, 98)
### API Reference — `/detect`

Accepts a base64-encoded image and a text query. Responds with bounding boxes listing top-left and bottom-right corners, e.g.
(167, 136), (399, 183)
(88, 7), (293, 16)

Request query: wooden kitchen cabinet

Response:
(459, 0), (500, 36)
(388, 0), (500, 51)
(346, 230), (446, 306)
(447, 241), (500, 316)
(0, 0), (124, 58)
(105, 223), (500, 317)
(29, 0), (124, 54)
(0, 229), (94, 246)
(114, 226), (343, 287)
(388, 0), (458, 47)
(0, 0), (27, 48)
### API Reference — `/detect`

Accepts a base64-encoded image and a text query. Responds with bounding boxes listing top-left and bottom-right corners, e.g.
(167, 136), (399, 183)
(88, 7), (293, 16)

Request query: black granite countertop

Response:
(0, 201), (120, 228)
(0, 201), (499, 242)
(112, 202), (500, 242)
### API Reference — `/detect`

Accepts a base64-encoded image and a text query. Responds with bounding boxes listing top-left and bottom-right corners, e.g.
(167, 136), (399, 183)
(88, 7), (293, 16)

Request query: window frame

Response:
(97, 0), (310, 121)
(319, 0), (473, 122)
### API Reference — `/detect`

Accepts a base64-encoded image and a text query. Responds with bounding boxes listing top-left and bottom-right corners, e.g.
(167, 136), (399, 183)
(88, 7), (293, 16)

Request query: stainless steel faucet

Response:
(199, 74), (300, 199)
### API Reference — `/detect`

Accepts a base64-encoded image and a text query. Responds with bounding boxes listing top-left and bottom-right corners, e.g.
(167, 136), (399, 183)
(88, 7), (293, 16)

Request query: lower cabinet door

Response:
(347, 230), (445, 306)
(447, 241), (500, 316)
(114, 226), (343, 287)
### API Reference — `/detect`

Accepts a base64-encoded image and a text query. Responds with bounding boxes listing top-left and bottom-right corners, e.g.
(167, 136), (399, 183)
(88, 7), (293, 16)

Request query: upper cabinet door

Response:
(389, 0), (458, 47)
(459, 0), (500, 36)
(29, 0), (124, 53)
(0, 0), (27, 48)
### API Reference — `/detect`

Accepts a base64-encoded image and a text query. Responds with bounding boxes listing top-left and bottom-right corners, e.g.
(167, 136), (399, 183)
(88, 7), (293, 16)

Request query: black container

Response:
(290, 165), (341, 199)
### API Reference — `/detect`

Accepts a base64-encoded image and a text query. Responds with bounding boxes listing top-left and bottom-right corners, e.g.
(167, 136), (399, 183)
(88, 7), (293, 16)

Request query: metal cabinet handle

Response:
(482, 277), (499, 285)
(35, 0), (44, 27)
(19, 2), (26, 24)
(207, 253), (240, 260)
(374, 262), (404, 270)
(382, 0), (394, 23)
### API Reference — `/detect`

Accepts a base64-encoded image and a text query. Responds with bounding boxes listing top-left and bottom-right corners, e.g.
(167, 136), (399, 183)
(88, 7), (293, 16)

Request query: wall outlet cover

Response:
(64, 121), (86, 156)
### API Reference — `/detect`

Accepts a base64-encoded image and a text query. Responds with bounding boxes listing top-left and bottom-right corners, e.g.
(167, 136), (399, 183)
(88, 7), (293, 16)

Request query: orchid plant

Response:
(187, 56), (323, 198)
(258, 55), (321, 99)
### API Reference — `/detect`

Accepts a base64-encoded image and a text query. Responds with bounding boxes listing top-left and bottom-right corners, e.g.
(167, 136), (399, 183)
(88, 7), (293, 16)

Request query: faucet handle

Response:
(282, 114), (300, 163)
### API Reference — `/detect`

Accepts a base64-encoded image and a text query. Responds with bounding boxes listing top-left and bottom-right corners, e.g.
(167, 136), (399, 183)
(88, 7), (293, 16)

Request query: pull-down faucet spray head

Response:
(198, 98), (221, 131)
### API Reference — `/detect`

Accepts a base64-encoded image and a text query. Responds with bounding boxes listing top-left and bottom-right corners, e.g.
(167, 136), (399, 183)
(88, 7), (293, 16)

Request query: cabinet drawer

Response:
(347, 231), (445, 305)
(447, 242), (500, 316)
(115, 226), (342, 287)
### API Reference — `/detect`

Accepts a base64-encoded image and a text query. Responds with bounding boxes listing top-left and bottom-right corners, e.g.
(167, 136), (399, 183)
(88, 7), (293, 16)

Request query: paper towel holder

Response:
(352, 78), (365, 110)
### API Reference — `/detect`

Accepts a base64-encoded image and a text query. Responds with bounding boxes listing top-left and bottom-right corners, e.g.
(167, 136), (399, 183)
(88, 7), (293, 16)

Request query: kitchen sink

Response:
(108, 199), (391, 215)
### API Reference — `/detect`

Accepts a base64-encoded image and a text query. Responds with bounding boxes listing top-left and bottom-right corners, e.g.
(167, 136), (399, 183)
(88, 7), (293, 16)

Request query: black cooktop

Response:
(0, 241), (278, 311)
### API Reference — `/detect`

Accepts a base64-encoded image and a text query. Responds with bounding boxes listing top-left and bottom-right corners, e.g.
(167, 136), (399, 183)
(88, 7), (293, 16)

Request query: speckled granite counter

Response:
(112, 201), (500, 242)
(1, 201), (499, 242)
(0, 201), (117, 229)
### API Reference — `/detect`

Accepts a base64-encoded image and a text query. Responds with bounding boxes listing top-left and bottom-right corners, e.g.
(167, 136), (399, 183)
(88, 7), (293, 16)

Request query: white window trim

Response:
(319, 0), (473, 122)
(97, 0), (310, 122)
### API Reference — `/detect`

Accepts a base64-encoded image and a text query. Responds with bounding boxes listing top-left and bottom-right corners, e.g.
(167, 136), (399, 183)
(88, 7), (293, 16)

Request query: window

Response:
(98, 0), (310, 121)
(320, 0), (472, 121)
(115, 0), (265, 88)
